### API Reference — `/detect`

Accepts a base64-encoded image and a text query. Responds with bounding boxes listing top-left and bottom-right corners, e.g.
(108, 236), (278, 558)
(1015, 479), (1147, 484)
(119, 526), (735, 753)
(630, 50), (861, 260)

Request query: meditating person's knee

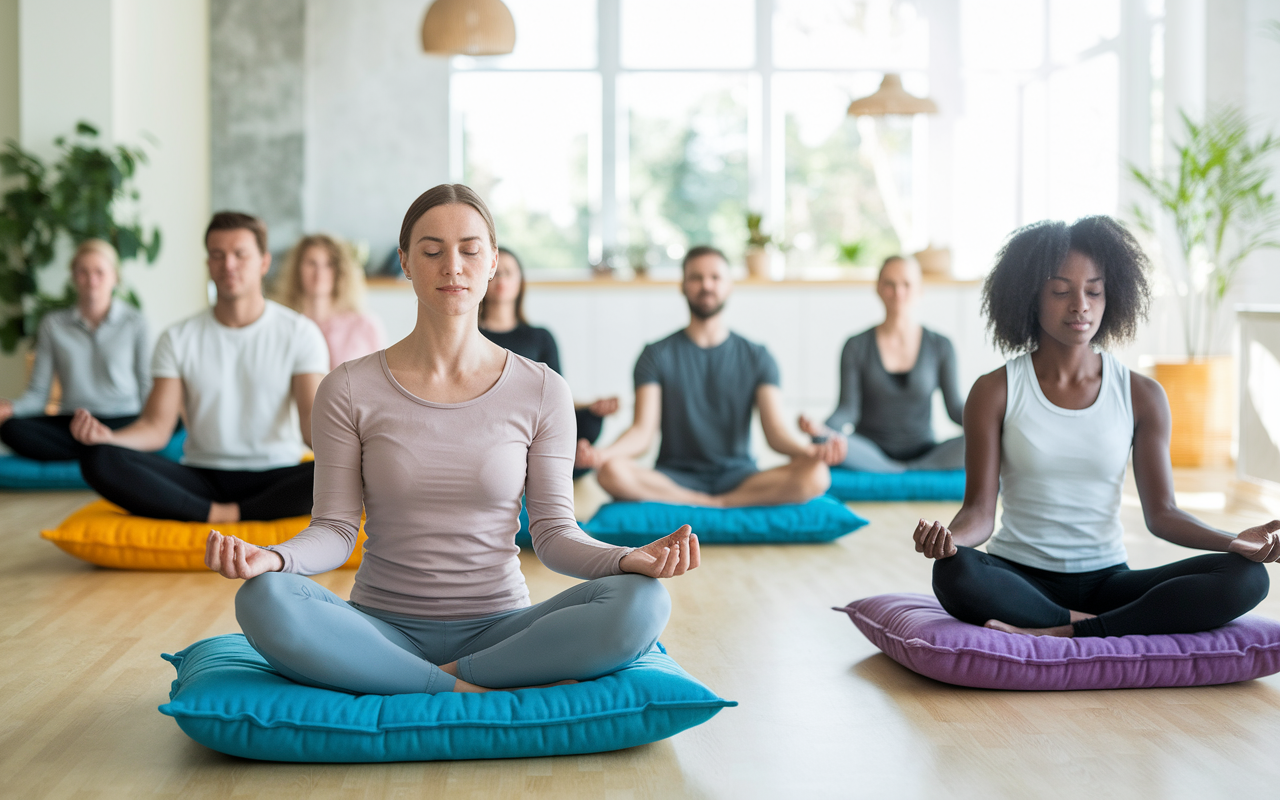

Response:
(1223, 555), (1270, 610)
(595, 458), (630, 495)
(799, 460), (831, 498)
(597, 574), (671, 654)
(78, 444), (127, 483)
(930, 548), (987, 624)
(235, 573), (307, 646)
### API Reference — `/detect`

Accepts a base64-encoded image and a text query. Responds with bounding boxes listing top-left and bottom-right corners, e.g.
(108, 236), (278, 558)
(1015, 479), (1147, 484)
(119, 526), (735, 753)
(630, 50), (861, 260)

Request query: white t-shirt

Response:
(152, 301), (330, 470)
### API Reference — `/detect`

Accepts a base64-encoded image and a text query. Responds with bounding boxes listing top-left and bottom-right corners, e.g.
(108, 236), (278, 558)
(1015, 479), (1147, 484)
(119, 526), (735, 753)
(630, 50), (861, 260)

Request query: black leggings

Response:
(79, 444), (314, 521)
(932, 546), (1269, 637)
(0, 415), (136, 461)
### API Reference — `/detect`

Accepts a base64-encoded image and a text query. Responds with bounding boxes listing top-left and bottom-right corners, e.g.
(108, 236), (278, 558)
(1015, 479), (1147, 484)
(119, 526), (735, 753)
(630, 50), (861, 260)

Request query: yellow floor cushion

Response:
(41, 500), (366, 571)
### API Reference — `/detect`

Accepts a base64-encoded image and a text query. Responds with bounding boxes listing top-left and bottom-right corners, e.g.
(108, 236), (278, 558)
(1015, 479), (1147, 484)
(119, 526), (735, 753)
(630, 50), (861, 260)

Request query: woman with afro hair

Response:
(913, 215), (1277, 638)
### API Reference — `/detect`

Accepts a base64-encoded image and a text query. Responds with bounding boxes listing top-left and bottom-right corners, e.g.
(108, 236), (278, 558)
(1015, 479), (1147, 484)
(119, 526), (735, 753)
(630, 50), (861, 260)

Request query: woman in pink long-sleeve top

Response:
(204, 184), (700, 695)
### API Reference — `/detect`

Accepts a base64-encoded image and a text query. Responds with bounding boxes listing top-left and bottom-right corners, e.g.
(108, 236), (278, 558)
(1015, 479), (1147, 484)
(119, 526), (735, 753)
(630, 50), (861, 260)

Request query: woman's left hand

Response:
(1229, 520), (1280, 562)
(619, 525), (700, 578)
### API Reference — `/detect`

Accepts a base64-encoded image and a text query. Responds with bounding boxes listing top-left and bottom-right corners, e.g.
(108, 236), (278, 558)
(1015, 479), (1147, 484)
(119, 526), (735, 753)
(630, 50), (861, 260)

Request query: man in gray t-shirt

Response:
(577, 246), (846, 507)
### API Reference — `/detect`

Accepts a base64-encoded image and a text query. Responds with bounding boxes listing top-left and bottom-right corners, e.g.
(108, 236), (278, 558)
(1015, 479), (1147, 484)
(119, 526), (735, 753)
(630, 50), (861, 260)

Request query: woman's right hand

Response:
(913, 519), (958, 559)
(205, 529), (285, 579)
(69, 408), (114, 445)
(0, 400), (13, 423)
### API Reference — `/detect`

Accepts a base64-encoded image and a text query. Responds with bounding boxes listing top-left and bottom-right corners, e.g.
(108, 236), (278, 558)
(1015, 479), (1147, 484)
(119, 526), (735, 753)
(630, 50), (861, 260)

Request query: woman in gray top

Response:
(0, 240), (150, 461)
(801, 256), (965, 472)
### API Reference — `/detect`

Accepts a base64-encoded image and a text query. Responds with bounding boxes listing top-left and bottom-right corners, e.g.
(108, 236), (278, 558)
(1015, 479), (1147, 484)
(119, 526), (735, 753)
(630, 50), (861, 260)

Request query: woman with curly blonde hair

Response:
(273, 234), (385, 370)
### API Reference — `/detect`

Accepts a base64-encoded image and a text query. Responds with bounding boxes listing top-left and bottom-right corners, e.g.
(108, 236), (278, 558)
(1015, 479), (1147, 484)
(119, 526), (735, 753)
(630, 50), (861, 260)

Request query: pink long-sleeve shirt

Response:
(269, 350), (630, 619)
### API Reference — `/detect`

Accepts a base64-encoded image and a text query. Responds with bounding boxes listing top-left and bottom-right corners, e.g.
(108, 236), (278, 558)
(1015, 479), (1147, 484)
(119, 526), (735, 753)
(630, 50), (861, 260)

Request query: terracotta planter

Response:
(745, 246), (771, 279)
(1153, 356), (1234, 467)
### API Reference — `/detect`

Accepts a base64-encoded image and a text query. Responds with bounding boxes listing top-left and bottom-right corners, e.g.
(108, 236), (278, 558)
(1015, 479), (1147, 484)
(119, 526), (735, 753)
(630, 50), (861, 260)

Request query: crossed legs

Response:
(596, 457), (830, 507)
(235, 572), (670, 694)
(933, 546), (1269, 637)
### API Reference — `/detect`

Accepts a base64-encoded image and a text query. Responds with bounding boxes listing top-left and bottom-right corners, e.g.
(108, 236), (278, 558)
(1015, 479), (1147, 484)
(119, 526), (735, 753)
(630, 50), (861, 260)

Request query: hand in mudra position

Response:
(619, 525), (701, 579)
(913, 518), (958, 560)
(70, 408), (114, 446)
(1228, 520), (1280, 563)
(205, 529), (285, 579)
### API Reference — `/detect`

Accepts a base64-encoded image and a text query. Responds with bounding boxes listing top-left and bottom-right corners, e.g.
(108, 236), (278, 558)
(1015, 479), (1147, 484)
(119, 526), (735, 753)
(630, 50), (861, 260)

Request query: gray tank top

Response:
(986, 352), (1133, 573)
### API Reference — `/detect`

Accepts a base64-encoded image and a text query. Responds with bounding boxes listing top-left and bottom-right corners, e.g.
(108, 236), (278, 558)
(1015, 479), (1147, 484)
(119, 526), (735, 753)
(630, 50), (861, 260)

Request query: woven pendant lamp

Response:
(421, 0), (516, 56)
(846, 73), (937, 116)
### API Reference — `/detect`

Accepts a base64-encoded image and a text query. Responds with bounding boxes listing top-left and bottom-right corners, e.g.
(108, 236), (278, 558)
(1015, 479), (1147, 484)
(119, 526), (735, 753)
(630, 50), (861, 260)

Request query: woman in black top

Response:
(479, 248), (619, 473)
(801, 256), (965, 472)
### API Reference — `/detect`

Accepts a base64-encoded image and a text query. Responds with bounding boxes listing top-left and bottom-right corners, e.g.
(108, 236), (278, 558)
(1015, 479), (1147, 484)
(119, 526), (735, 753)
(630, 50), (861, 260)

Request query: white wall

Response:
(112, 0), (211, 336)
(12, 0), (209, 372)
(304, 0), (451, 264)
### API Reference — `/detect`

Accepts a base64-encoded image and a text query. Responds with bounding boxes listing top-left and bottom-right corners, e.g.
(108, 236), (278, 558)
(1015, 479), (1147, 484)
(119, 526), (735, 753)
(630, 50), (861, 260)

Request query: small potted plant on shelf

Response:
(745, 212), (774, 279)
(1129, 107), (1280, 466)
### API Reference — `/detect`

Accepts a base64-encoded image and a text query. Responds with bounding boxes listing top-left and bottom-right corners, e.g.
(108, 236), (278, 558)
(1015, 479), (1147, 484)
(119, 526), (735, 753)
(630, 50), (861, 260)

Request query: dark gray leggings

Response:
(840, 434), (965, 473)
(236, 572), (670, 694)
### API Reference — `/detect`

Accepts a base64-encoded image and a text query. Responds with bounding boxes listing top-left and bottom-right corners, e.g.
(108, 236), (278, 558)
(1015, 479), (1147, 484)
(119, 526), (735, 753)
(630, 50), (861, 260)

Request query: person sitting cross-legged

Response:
(0, 239), (152, 461)
(578, 246), (844, 508)
(204, 184), (694, 695)
(71, 211), (329, 522)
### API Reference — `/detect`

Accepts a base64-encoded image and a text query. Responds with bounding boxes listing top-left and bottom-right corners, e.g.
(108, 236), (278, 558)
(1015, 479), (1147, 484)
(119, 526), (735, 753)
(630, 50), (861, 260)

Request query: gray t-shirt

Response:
(824, 327), (964, 461)
(634, 330), (780, 475)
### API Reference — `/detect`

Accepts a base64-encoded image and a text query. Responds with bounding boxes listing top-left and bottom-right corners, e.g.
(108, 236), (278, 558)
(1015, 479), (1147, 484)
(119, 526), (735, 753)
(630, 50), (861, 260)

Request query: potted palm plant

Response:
(1130, 107), (1280, 466)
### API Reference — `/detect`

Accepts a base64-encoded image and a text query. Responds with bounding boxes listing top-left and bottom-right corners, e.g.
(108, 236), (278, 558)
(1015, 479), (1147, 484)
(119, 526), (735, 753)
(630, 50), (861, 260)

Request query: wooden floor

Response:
(4, 472), (1280, 799)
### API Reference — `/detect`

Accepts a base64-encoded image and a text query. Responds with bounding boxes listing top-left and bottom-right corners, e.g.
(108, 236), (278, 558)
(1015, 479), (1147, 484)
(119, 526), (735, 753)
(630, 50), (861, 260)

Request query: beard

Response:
(687, 294), (726, 320)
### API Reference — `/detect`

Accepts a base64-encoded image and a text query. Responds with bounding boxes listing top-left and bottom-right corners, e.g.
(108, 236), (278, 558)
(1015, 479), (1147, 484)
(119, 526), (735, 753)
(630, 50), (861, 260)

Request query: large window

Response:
(452, 0), (1146, 277)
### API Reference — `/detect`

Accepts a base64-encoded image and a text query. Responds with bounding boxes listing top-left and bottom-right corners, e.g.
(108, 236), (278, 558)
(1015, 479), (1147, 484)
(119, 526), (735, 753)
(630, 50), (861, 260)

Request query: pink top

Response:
(317, 311), (386, 371)
(269, 350), (631, 619)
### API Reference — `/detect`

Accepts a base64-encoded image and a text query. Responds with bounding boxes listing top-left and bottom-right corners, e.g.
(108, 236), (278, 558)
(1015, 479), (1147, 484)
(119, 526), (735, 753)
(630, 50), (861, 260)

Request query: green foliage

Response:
(1130, 107), (1280, 357)
(837, 240), (865, 264)
(781, 112), (901, 270)
(746, 213), (771, 248)
(0, 121), (160, 352)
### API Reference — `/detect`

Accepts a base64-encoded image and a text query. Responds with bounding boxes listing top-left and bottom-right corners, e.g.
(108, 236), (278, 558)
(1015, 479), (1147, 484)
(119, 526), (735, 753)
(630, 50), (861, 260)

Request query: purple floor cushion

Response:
(836, 593), (1280, 691)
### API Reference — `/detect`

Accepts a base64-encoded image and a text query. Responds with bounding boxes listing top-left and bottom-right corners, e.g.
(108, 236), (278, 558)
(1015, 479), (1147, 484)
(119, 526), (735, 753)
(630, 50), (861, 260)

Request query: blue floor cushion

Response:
(826, 468), (965, 502)
(0, 429), (186, 490)
(159, 634), (736, 762)
(579, 496), (867, 546)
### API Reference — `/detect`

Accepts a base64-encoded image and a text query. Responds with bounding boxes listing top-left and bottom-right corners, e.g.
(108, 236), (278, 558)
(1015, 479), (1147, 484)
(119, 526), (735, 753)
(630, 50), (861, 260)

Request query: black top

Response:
(480, 323), (561, 375)
(824, 327), (964, 461)
(634, 330), (780, 475)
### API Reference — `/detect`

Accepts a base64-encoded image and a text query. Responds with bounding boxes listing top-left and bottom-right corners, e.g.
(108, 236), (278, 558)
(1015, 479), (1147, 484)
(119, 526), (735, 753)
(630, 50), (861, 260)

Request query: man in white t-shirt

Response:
(72, 212), (331, 522)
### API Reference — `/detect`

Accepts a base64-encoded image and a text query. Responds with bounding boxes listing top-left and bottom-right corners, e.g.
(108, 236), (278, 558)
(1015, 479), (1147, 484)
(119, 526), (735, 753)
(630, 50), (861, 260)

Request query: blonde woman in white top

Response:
(915, 217), (1277, 638)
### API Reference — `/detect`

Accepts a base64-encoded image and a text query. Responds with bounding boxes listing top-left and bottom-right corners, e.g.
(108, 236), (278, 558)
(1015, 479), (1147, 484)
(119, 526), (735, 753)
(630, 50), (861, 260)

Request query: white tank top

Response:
(986, 351), (1133, 572)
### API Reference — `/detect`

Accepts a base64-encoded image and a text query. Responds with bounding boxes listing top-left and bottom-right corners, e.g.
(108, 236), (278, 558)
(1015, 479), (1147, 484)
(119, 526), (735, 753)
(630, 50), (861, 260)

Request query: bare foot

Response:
(440, 661), (579, 692)
(984, 619), (1075, 637)
(207, 501), (241, 524)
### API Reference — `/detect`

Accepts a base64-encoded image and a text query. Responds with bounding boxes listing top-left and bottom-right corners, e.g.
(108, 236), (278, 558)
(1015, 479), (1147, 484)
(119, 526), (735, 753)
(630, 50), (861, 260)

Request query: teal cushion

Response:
(159, 634), (735, 763)
(0, 429), (186, 490)
(826, 468), (965, 502)
(579, 496), (867, 546)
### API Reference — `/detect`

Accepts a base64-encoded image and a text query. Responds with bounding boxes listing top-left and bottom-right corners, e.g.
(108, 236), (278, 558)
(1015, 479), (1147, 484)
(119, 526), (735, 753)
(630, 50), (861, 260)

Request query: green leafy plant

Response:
(837, 240), (865, 265)
(1130, 107), (1280, 358)
(0, 121), (161, 352)
(746, 212), (772, 249)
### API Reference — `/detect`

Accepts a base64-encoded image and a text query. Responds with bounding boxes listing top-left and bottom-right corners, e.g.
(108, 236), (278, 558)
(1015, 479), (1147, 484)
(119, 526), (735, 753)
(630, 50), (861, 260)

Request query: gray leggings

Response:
(235, 572), (670, 695)
(840, 434), (965, 473)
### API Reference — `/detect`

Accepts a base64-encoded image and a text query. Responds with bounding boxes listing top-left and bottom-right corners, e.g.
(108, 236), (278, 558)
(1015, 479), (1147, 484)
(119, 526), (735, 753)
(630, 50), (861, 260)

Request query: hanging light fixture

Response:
(846, 73), (937, 116)
(420, 0), (516, 56)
